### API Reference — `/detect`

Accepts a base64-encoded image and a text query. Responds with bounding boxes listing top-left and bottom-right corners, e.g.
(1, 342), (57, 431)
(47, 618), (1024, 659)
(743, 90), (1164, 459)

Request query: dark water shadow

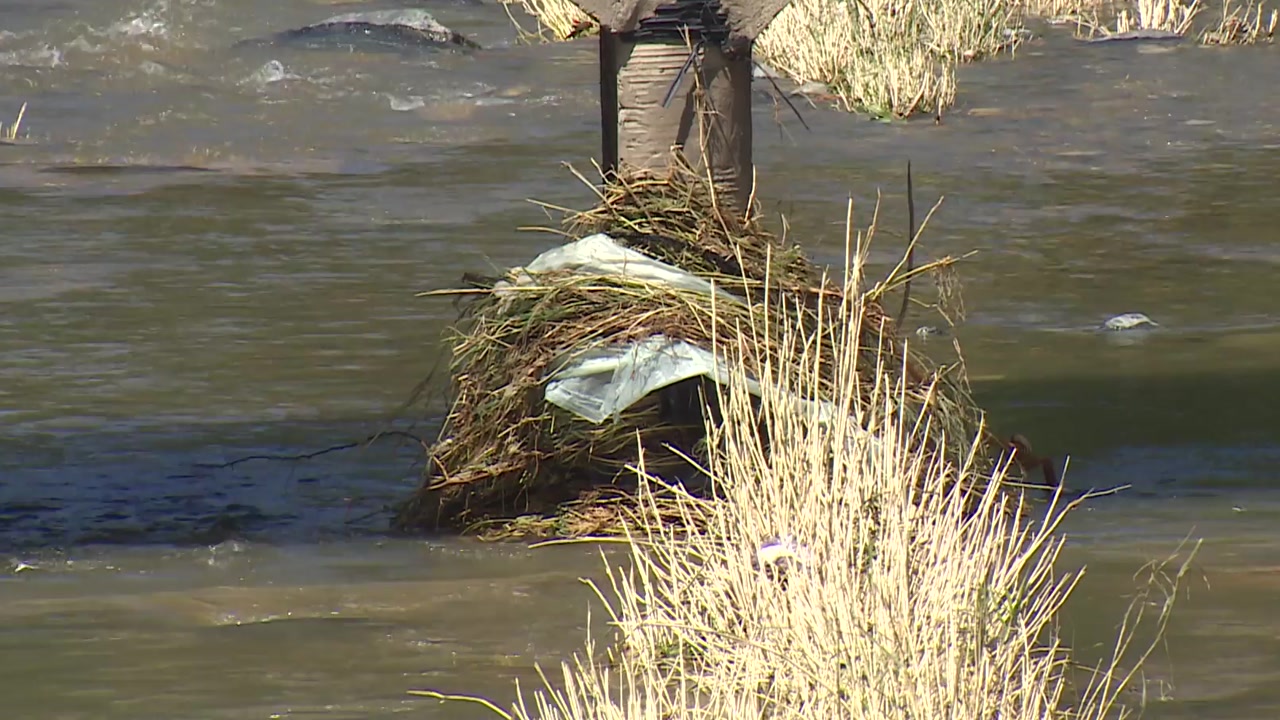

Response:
(0, 417), (438, 553)
(972, 365), (1280, 500)
(6, 364), (1279, 553)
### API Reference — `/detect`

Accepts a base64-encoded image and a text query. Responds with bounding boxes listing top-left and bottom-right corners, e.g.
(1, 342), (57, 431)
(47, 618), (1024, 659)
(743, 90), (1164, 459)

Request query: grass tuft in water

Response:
(1200, 0), (1277, 42)
(1, 103), (29, 144)
(1020, 0), (1108, 22)
(503, 0), (593, 42)
(1095, 0), (1205, 35)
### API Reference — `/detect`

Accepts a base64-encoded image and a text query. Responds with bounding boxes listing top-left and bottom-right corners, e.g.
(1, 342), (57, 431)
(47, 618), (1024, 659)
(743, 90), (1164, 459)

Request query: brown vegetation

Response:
(409, 202), (1197, 719)
(394, 161), (1026, 539)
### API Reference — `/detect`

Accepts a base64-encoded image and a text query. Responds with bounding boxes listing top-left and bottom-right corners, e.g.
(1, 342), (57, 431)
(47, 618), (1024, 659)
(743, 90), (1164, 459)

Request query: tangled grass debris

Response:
(394, 159), (1014, 540)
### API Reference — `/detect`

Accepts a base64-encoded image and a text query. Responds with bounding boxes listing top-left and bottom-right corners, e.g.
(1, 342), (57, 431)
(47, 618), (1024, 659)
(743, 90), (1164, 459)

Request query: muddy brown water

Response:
(1, 1), (1278, 717)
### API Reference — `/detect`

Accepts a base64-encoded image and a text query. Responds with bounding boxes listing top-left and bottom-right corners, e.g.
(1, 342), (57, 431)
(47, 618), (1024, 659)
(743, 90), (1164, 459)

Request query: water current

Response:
(2, 0), (1278, 716)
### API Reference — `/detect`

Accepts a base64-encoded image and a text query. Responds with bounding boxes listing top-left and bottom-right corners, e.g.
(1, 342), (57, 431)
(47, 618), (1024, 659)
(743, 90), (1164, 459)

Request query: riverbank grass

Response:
(1114, 0), (1204, 34)
(754, 0), (1010, 118)
(1020, 0), (1108, 22)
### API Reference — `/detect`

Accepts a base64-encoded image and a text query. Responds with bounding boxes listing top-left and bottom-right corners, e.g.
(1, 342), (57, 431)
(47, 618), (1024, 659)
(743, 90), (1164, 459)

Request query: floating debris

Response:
(756, 535), (811, 569)
(1103, 312), (1159, 331)
(752, 62), (781, 80)
(393, 160), (990, 540)
(755, 535), (812, 583)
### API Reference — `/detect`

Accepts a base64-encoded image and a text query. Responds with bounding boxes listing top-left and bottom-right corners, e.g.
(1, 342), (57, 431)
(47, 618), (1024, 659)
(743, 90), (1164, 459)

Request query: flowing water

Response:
(1, 0), (1278, 716)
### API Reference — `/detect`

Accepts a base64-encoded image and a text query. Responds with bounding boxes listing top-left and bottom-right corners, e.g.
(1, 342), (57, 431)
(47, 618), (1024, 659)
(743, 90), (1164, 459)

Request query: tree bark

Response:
(607, 36), (754, 207)
(573, 0), (794, 209)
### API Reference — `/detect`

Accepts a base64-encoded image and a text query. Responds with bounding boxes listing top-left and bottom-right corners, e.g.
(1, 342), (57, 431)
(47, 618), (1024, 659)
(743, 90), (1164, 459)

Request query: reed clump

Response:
(393, 160), (1002, 540)
(756, 0), (966, 119)
(1019, 0), (1107, 22)
(1, 102), (28, 144)
(1082, 0), (1204, 35)
(1200, 0), (1277, 42)
(413, 207), (1196, 720)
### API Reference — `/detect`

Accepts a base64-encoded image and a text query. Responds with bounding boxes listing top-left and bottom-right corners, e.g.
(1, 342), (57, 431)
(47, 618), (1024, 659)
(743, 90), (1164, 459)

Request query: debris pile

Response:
(394, 160), (990, 539)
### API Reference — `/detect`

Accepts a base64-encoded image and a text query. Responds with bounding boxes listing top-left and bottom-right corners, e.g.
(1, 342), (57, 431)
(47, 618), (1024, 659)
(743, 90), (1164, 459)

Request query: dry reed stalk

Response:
(417, 201), (1197, 720)
(1200, 0), (1277, 42)
(924, 0), (1027, 61)
(1112, 0), (1204, 33)
(1019, 0), (1107, 21)
(1, 102), (28, 143)
(504, 0), (594, 41)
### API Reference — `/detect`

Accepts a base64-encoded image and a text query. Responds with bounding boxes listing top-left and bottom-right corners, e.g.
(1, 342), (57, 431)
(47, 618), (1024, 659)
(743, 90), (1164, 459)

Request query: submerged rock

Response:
(1102, 312), (1159, 331)
(236, 10), (480, 53)
(1084, 29), (1184, 43)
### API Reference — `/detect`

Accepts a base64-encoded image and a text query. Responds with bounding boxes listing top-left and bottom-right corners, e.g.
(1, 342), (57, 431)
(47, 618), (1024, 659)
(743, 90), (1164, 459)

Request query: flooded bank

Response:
(2, 0), (1278, 716)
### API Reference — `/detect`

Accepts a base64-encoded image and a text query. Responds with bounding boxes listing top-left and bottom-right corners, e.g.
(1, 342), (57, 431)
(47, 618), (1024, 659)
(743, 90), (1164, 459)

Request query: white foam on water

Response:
(0, 43), (65, 68)
(386, 94), (425, 112)
(244, 59), (300, 86)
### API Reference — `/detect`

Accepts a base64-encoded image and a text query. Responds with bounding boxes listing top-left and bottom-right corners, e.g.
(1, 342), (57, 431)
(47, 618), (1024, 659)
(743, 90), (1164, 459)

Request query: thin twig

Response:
(193, 430), (428, 470)
(406, 689), (513, 719)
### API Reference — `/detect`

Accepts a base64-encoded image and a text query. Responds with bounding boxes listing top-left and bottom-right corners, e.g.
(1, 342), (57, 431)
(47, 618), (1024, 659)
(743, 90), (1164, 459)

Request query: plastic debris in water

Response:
(1103, 312), (1159, 331)
(755, 535), (812, 583)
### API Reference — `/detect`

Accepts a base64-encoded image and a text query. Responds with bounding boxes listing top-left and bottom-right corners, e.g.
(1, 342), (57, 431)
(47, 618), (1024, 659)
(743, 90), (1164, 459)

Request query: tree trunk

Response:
(573, 0), (794, 209)
(606, 36), (754, 207)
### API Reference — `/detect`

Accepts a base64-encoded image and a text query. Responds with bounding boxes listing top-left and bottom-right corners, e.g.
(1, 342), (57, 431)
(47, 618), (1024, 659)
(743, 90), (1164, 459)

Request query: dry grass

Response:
(1200, 0), (1277, 42)
(757, 0), (960, 119)
(1, 102), (28, 143)
(757, 0), (1024, 118)
(1019, 0), (1107, 22)
(414, 203), (1196, 720)
(1111, 0), (1205, 34)
(503, 0), (593, 41)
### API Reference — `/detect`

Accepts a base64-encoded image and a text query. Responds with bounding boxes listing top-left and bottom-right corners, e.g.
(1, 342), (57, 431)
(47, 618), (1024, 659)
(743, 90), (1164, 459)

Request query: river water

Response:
(1, 0), (1278, 717)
